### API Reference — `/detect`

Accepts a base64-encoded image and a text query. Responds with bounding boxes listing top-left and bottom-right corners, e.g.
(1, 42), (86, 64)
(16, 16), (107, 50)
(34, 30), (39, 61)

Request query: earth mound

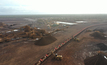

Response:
(90, 31), (106, 39)
(93, 28), (107, 33)
(35, 34), (57, 46)
(84, 53), (107, 65)
(96, 43), (107, 51)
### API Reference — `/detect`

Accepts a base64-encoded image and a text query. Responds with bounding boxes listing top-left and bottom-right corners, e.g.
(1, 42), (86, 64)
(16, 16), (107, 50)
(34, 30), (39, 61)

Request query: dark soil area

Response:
(96, 43), (107, 51)
(90, 31), (106, 39)
(93, 28), (106, 33)
(35, 34), (57, 46)
(84, 54), (107, 65)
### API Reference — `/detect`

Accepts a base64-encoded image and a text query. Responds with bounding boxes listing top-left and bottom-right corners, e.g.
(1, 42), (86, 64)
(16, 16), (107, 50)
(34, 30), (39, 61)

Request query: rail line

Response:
(34, 23), (107, 65)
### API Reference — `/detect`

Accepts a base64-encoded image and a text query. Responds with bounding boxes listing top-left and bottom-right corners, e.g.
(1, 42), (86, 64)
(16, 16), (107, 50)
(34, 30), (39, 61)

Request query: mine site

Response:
(0, 15), (107, 65)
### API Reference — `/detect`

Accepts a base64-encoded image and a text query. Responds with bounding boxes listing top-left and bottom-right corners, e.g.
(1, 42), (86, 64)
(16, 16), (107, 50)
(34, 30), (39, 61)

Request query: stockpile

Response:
(35, 34), (57, 46)
(0, 25), (51, 43)
(84, 53), (107, 65)
(96, 43), (107, 51)
(90, 31), (106, 39)
(93, 28), (106, 33)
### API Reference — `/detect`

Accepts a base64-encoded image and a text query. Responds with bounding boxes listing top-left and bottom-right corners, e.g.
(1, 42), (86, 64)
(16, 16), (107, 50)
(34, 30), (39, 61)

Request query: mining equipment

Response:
(86, 29), (92, 32)
(72, 37), (80, 42)
(51, 51), (63, 60)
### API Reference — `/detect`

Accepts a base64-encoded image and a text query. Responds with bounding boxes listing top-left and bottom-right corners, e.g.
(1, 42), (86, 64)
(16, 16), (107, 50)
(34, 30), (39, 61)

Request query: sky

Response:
(0, 0), (107, 15)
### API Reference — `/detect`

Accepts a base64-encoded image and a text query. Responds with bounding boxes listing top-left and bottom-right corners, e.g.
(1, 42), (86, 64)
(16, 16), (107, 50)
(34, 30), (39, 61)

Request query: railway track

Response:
(34, 23), (107, 65)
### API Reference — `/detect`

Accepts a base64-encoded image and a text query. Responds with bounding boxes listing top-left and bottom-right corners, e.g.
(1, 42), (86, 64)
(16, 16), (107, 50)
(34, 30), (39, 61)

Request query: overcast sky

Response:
(0, 0), (107, 15)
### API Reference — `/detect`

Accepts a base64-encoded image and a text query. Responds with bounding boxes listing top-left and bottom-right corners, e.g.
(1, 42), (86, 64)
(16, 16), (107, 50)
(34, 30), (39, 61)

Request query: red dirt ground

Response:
(0, 20), (107, 65)
(0, 23), (93, 65)
(41, 25), (107, 65)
